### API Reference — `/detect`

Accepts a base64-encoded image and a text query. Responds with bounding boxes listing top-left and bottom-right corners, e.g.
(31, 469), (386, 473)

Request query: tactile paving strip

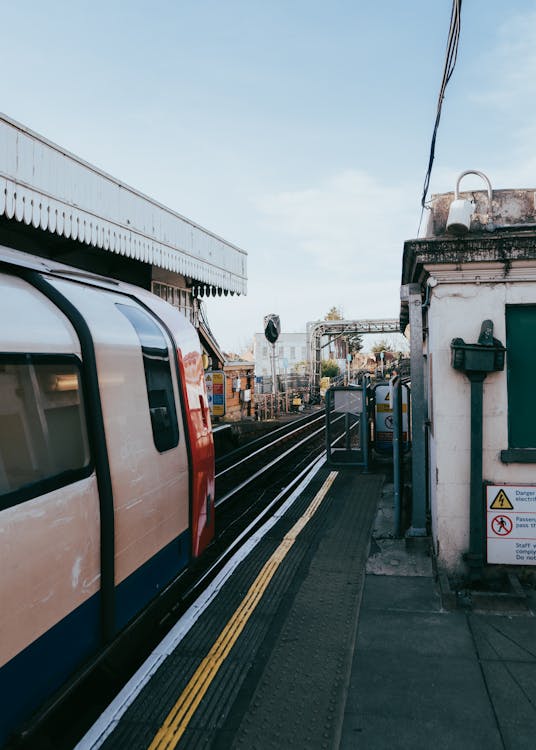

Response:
(228, 472), (383, 750)
(100, 469), (383, 750)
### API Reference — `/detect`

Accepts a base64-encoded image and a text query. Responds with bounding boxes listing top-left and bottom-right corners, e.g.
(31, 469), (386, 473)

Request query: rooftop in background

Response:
(0, 113), (247, 296)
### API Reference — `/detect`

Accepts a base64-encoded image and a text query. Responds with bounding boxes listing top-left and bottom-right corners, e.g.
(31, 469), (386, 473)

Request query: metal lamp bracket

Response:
(447, 170), (494, 234)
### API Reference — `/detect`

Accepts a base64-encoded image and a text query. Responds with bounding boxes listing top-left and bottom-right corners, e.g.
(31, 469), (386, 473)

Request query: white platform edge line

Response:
(75, 456), (326, 750)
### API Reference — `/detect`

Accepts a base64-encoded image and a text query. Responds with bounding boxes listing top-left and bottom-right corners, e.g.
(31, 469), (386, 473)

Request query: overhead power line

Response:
(420, 0), (463, 216)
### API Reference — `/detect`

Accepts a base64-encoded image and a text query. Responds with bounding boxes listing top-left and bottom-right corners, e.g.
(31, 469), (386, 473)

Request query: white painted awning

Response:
(0, 114), (247, 294)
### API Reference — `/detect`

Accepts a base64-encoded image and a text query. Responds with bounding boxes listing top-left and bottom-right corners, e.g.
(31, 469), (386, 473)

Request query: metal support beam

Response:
(309, 318), (400, 399)
(401, 285), (427, 538)
(391, 376), (403, 538)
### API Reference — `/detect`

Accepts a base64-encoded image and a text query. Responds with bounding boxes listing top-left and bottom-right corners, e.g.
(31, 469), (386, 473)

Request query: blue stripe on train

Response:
(115, 528), (190, 631)
(0, 529), (190, 747)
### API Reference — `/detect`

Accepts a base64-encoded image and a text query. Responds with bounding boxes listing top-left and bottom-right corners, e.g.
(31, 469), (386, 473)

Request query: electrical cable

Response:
(418, 0), (463, 233)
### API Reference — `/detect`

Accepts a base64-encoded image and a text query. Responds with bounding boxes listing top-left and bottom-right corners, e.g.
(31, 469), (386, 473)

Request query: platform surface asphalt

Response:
(88, 465), (536, 750)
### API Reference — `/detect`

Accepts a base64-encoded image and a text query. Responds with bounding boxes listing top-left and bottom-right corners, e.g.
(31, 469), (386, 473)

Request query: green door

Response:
(506, 305), (536, 449)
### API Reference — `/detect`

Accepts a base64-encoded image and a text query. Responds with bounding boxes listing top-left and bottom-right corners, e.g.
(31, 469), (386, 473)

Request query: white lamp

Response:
(446, 170), (493, 235)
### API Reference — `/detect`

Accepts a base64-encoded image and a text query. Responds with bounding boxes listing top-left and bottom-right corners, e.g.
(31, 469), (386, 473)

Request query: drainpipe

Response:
(451, 321), (506, 580)
(466, 370), (487, 577)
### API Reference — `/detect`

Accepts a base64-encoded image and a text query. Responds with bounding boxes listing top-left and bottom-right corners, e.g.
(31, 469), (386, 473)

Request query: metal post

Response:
(392, 376), (402, 537)
(467, 372), (486, 578)
(270, 342), (278, 416)
(325, 388), (333, 464)
(314, 332), (321, 402)
(361, 377), (369, 473)
(401, 284), (427, 540)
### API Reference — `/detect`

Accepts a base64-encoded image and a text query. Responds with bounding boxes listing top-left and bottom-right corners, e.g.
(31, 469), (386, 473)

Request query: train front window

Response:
(0, 355), (91, 508)
(116, 303), (179, 453)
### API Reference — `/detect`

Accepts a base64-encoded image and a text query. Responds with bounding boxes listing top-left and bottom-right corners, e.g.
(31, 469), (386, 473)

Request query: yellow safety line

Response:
(148, 470), (338, 750)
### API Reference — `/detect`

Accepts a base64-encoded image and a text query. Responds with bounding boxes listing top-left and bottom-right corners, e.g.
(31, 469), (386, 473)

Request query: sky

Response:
(2, 1), (536, 352)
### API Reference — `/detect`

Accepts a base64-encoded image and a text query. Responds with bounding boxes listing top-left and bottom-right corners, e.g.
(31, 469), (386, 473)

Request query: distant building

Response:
(253, 332), (308, 377)
(220, 362), (255, 421)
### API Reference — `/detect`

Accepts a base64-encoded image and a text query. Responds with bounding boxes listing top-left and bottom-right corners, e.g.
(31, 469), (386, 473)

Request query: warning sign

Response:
(491, 515), (512, 536)
(486, 485), (536, 565)
(490, 489), (513, 510)
(374, 384), (408, 452)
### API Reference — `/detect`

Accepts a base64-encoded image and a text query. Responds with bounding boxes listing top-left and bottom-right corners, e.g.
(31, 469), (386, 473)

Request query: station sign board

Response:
(486, 484), (536, 565)
(205, 370), (225, 417)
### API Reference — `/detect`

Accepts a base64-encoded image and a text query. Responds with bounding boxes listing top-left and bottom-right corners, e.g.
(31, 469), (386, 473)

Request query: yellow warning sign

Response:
(490, 489), (514, 510)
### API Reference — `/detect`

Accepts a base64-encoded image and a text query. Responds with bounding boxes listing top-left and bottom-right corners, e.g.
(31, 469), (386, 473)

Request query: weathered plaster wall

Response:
(426, 274), (536, 572)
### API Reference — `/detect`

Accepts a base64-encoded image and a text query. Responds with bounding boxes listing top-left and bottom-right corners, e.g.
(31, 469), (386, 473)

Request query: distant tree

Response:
(324, 306), (364, 354)
(292, 360), (308, 374)
(324, 306), (343, 320)
(347, 333), (363, 354)
(321, 359), (339, 378)
(371, 339), (394, 354)
(370, 334), (409, 356)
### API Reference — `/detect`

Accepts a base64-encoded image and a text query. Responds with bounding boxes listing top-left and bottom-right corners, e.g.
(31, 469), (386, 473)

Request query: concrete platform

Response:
(342, 483), (536, 750)
(78, 466), (536, 750)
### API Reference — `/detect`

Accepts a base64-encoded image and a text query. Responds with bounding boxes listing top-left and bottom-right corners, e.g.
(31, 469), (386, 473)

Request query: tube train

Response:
(0, 246), (215, 746)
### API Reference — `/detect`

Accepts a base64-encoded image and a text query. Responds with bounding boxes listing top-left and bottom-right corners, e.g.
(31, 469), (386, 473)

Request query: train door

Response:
(0, 273), (102, 746)
(45, 276), (191, 631)
(138, 291), (215, 558)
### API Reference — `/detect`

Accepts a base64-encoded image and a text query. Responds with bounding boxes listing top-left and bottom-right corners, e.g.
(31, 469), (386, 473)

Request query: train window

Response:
(0, 354), (91, 509)
(116, 303), (179, 452)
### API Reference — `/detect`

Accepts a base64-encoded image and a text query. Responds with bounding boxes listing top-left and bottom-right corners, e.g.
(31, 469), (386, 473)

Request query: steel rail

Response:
(184, 454), (326, 599)
(216, 410), (325, 477)
(215, 412), (345, 507)
(185, 425), (352, 600)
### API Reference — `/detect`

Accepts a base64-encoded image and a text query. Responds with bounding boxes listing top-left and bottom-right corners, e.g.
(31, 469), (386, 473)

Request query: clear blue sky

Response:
(2, 1), (535, 351)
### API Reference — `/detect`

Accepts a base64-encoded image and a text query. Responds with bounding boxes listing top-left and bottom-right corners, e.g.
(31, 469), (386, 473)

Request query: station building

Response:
(402, 181), (536, 577)
(0, 114), (248, 419)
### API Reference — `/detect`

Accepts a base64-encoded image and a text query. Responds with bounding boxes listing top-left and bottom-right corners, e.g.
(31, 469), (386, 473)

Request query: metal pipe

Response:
(466, 372), (486, 579)
(362, 376), (370, 473)
(392, 376), (402, 537)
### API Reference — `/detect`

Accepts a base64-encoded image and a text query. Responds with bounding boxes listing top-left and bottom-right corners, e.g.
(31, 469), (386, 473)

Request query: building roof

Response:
(0, 113), (247, 295)
(400, 188), (536, 328)
(402, 231), (536, 287)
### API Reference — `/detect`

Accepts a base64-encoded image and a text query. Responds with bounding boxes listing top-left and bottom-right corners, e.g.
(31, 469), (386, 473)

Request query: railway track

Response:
(9, 409), (354, 750)
(214, 408), (341, 545)
(215, 408), (325, 472)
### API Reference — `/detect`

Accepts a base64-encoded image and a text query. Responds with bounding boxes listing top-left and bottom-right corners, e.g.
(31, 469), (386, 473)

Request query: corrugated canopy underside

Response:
(0, 114), (247, 294)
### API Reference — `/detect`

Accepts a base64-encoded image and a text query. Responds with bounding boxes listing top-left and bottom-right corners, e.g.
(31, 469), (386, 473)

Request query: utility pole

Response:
(270, 342), (277, 415)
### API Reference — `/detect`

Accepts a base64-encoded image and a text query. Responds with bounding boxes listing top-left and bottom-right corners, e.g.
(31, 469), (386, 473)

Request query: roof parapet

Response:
(422, 187), (536, 238)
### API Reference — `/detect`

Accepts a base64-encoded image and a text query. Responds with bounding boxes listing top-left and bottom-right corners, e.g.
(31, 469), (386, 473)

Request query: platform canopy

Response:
(0, 114), (247, 295)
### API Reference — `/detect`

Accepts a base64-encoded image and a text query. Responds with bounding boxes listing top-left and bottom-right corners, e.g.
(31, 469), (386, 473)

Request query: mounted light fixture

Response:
(446, 170), (493, 235)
